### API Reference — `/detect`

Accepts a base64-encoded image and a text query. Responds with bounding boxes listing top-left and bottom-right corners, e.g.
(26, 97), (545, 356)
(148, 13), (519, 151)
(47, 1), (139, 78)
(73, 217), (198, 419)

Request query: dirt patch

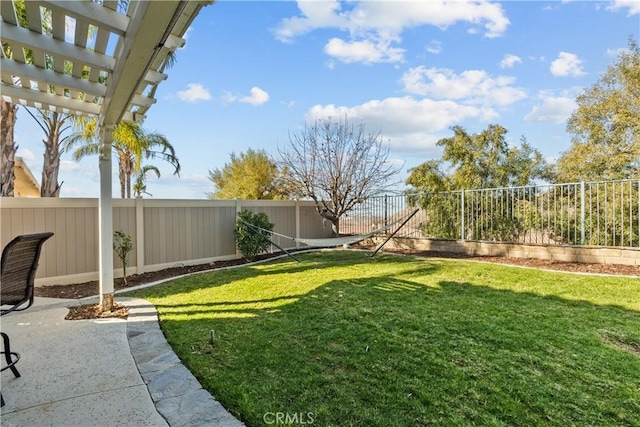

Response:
(600, 331), (640, 356)
(37, 248), (639, 301)
(65, 303), (130, 320)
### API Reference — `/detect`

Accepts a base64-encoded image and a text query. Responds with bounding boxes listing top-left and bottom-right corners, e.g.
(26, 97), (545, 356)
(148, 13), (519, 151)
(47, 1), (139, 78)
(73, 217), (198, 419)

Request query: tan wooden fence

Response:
(0, 198), (333, 286)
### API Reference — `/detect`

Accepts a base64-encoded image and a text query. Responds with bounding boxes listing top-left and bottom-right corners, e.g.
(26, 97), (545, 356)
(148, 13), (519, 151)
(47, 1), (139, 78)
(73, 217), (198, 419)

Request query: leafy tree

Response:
(113, 230), (133, 284)
(556, 38), (640, 182)
(234, 210), (274, 261)
(279, 116), (400, 235)
(406, 125), (552, 240)
(207, 149), (291, 200)
(67, 120), (180, 198)
(407, 125), (552, 193)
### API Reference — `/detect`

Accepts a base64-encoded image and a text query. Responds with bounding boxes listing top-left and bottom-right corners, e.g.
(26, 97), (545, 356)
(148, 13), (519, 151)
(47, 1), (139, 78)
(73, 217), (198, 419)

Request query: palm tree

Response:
(133, 165), (161, 197)
(67, 120), (180, 198)
(23, 109), (76, 196)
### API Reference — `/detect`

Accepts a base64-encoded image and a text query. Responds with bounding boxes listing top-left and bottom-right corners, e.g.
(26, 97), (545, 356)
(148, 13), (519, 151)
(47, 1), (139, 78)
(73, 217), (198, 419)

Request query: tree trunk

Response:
(0, 100), (17, 197)
(125, 157), (134, 199)
(317, 205), (340, 236)
(40, 116), (62, 197)
(100, 293), (114, 312)
(126, 171), (131, 199)
(119, 165), (126, 198)
(330, 217), (339, 236)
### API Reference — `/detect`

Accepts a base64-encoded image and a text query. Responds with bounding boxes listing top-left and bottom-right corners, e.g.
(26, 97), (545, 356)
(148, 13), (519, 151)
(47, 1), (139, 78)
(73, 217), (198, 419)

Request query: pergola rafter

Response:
(1, 0), (211, 121)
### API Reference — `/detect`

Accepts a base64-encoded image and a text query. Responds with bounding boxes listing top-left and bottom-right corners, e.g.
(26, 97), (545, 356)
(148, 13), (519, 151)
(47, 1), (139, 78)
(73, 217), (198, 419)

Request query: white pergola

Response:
(1, 0), (214, 310)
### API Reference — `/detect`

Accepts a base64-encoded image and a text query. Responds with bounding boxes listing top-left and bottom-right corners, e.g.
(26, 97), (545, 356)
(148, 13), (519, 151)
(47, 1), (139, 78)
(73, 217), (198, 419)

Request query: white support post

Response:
(98, 125), (114, 311)
(295, 200), (300, 248)
(135, 196), (145, 274)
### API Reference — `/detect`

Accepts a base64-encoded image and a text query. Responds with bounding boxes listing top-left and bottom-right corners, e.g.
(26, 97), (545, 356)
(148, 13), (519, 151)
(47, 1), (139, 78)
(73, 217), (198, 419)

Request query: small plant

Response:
(235, 210), (274, 261)
(113, 230), (134, 284)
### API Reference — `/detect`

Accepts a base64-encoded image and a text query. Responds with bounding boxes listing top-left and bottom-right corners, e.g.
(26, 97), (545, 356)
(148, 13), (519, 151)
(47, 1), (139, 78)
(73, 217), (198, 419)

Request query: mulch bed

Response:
(65, 303), (130, 320)
(380, 248), (640, 277)
(36, 252), (298, 301)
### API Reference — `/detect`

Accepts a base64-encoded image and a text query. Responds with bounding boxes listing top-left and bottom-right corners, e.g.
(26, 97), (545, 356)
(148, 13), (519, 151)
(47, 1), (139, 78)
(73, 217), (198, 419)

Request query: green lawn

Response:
(126, 251), (640, 426)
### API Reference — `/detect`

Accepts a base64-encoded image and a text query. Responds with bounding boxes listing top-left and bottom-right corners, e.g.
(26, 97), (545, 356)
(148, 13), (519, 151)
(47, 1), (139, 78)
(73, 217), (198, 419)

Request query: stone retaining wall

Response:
(371, 237), (640, 266)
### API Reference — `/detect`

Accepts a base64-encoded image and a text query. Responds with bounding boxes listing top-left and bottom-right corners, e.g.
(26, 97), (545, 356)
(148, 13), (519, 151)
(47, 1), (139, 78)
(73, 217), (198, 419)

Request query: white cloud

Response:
(425, 40), (443, 54)
(500, 54), (522, 69)
(308, 96), (493, 135)
(60, 160), (86, 172)
(240, 87), (270, 106)
(305, 96), (498, 153)
(274, 0), (346, 42)
(400, 66), (527, 106)
(176, 83), (211, 102)
(324, 36), (404, 64)
(273, 0), (510, 64)
(183, 26), (193, 40)
(606, 45), (631, 58)
(15, 147), (35, 162)
(550, 52), (586, 77)
(276, 0), (510, 39)
(221, 91), (237, 104)
(524, 94), (576, 124)
(607, 0), (640, 15)
(221, 87), (270, 106)
(387, 133), (443, 153)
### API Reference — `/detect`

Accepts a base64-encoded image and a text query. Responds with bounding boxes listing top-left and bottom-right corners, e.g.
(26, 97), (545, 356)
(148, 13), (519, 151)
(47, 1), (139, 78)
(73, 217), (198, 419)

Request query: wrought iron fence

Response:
(340, 179), (640, 248)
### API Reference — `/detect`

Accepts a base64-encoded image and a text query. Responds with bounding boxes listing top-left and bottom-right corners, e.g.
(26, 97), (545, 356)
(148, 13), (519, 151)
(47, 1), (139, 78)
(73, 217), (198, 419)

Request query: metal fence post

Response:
(580, 181), (585, 245)
(461, 189), (465, 240)
(384, 194), (388, 228)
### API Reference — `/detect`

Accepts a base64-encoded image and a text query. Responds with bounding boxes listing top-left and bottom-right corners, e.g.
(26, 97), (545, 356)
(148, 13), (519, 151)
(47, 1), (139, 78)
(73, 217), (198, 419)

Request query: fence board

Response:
(0, 198), (330, 285)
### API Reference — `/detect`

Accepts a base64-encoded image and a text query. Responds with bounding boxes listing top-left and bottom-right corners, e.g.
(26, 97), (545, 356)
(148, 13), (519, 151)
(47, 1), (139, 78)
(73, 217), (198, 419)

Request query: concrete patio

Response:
(1, 296), (244, 427)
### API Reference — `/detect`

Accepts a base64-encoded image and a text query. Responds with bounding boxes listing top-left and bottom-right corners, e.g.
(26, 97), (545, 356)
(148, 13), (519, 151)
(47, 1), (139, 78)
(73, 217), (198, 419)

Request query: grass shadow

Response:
(128, 252), (640, 426)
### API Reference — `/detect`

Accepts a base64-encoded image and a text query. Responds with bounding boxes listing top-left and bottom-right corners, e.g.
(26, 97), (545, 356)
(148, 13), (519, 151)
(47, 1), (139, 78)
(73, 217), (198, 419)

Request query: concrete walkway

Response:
(1, 297), (244, 427)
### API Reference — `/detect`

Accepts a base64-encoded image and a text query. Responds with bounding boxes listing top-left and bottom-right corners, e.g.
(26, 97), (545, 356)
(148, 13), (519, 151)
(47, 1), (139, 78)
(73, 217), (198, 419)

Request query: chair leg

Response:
(1, 332), (21, 378)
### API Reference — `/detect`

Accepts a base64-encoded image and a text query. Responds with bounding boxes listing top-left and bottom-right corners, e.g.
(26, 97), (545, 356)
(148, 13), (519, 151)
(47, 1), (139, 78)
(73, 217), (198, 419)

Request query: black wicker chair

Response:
(1, 232), (53, 407)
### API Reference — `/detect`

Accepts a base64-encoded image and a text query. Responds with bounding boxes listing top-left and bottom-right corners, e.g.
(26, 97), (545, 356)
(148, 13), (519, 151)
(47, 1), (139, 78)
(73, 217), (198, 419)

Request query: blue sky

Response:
(12, 0), (640, 198)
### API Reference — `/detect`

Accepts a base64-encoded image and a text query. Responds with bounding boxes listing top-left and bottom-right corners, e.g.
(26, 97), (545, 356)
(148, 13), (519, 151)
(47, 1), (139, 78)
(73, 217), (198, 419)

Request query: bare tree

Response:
(279, 117), (401, 235)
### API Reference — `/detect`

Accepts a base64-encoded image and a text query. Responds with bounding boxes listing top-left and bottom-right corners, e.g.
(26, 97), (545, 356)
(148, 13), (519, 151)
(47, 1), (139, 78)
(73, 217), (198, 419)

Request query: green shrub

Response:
(235, 210), (274, 261)
(113, 230), (134, 284)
